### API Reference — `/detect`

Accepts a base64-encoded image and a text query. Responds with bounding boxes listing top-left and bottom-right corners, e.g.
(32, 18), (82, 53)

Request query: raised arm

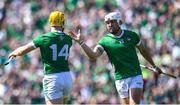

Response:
(80, 43), (103, 60)
(9, 42), (36, 58)
(69, 29), (103, 60)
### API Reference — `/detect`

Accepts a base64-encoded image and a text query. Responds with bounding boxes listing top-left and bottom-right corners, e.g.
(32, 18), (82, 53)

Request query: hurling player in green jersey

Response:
(69, 12), (162, 104)
(9, 11), (73, 105)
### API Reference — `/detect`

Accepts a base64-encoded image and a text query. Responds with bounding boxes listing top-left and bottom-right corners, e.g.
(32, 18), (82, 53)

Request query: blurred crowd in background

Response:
(0, 0), (179, 104)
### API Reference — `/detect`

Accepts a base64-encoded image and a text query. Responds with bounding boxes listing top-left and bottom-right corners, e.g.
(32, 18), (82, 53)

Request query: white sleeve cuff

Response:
(94, 44), (104, 52)
(30, 41), (37, 48)
(136, 40), (141, 46)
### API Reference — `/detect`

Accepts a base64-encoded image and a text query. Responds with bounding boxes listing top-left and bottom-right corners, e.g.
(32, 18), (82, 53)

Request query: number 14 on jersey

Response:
(49, 44), (69, 61)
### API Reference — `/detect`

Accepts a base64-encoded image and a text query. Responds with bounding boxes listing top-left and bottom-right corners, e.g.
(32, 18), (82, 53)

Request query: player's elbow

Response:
(85, 54), (97, 61)
(88, 53), (100, 61)
(89, 56), (97, 61)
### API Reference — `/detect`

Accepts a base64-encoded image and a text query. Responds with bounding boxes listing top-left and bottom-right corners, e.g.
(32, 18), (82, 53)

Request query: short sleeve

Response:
(33, 35), (43, 47)
(98, 39), (105, 49)
(133, 32), (141, 46)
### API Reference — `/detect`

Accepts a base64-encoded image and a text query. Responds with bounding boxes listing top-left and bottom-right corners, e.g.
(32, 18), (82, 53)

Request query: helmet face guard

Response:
(104, 12), (121, 24)
(49, 11), (65, 27)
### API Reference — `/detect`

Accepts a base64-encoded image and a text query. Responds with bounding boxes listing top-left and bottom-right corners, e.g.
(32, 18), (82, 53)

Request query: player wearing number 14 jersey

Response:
(33, 32), (72, 74)
(9, 11), (73, 104)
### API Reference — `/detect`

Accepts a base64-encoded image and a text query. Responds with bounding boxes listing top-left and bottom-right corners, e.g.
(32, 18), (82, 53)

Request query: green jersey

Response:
(33, 32), (72, 75)
(98, 30), (142, 80)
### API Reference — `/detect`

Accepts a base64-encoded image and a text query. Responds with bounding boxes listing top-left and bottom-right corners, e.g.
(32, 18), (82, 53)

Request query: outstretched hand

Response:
(8, 50), (20, 58)
(68, 25), (84, 44)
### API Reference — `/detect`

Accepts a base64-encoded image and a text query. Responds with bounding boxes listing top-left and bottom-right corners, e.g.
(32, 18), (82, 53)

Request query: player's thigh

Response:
(129, 75), (144, 104)
(43, 76), (63, 102)
(120, 98), (129, 105)
(115, 78), (130, 101)
(46, 98), (63, 105)
(46, 96), (68, 105)
(43, 72), (72, 103)
(129, 88), (143, 104)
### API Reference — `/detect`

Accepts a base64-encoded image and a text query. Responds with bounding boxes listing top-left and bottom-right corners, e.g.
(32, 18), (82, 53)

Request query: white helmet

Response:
(104, 12), (121, 22)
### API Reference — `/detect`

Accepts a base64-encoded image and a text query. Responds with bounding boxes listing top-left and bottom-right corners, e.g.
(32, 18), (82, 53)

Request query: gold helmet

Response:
(49, 11), (65, 27)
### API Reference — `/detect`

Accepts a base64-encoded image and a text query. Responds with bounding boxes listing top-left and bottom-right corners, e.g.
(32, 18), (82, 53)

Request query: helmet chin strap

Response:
(117, 19), (121, 27)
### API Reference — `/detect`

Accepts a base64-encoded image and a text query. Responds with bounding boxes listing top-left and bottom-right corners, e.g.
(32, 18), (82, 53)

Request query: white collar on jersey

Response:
(114, 30), (124, 38)
(50, 27), (63, 33)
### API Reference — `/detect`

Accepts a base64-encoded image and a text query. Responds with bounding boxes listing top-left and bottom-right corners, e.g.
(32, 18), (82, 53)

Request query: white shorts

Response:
(115, 75), (143, 98)
(43, 72), (73, 101)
